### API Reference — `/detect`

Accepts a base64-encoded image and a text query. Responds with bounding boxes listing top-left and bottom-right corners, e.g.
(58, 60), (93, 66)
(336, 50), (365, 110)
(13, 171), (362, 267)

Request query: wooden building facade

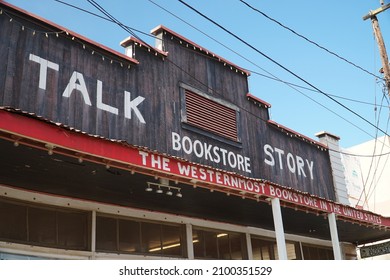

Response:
(0, 1), (389, 260)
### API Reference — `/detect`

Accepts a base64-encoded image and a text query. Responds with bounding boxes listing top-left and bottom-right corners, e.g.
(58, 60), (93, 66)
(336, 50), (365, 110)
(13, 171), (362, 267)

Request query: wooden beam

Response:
(362, 3), (390, 20)
(363, 4), (390, 95)
(371, 16), (390, 93)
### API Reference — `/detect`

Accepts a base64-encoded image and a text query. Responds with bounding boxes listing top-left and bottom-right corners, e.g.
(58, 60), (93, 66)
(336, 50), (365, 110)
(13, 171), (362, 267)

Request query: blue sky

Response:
(5, 0), (390, 148)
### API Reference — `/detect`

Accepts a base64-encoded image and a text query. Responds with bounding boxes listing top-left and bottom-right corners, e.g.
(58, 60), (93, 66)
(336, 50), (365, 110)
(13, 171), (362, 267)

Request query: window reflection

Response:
(302, 244), (334, 260)
(193, 228), (245, 259)
(251, 237), (302, 260)
(0, 199), (90, 251)
(96, 215), (185, 257)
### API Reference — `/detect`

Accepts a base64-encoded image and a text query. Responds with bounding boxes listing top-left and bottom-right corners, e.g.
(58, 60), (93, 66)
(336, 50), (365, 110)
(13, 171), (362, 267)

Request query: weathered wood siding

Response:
(0, 5), (335, 200)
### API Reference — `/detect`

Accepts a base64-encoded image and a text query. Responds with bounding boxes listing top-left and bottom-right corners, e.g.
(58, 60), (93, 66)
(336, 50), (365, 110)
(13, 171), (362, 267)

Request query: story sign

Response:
(171, 132), (318, 180)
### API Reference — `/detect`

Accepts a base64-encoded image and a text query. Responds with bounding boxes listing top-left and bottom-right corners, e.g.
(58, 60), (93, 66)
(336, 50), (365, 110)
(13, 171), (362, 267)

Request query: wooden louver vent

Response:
(185, 90), (238, 141)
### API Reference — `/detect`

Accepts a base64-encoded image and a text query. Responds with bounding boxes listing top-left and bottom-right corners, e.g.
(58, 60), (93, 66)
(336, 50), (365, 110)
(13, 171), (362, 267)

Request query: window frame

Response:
(0, 198), (91, 251)
(192, 227), (247, 260)
(95, 213), (186, 258)
(179, 83), (242, 147)
(301, 243), (334, 260)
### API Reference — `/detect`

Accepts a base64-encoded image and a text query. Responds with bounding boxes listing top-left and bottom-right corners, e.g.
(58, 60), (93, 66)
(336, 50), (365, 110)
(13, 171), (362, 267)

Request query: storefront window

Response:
(230, 233), (245, 260)
(57, 211), (89, 249)
(161, 224), (183, 256)
(0, 200), (27, 242)
(251, 238), (276, 260)
(273, 241), (301, 260)
(286, 242), (301, 260)
(96, 215), (185, 257)
(193, 228), (246, 259)
(119, 219), (141, 253)
(0, 199), (90, 251)
(251, 237), (302, 260)
(96, 216), (117, 251)
(29, 207), (57, 246)
(302, 244), (334, 260)
(141, 222), (162, 254)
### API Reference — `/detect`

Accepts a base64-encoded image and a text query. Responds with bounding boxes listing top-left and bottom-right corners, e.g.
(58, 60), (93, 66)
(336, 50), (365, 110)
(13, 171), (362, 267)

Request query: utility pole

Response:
(363, 2), (390, 95)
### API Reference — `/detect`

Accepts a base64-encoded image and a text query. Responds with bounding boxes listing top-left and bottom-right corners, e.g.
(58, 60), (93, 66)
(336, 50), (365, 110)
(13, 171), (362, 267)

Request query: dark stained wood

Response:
(0, 5), (335, 200)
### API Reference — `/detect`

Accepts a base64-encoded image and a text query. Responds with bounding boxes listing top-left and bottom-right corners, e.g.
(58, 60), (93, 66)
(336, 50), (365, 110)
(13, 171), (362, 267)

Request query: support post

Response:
(246, 233), (253, 260)
(328, 213), (342, 260)
(271, 198), (288, 260)
(91, 210), (96, 259)
(186, 223), (194, 259)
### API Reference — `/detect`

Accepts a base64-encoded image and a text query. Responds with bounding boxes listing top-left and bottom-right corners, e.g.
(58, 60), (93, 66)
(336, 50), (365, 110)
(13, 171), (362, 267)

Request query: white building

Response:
(343, 136), (390, 216)
(342, 135), (390, 259)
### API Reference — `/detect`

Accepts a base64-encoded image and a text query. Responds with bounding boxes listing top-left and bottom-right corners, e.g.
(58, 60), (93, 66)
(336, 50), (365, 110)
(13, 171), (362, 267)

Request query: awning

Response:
(1, 107), (390, 244)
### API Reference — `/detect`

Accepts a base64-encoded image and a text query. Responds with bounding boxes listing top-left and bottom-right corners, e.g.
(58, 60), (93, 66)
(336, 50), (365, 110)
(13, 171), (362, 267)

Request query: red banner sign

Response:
(0, 109), (388, 227)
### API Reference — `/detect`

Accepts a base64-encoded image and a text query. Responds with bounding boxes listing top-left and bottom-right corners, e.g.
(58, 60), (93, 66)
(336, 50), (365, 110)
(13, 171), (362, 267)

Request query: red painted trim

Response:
(1, 109), (389, 228)
(0, 1), (139, 65)
(0, 110), (144, 166)
(268, 120), (328, 149)
(151, 25), (251, 76)
(246, 93), (271, 108)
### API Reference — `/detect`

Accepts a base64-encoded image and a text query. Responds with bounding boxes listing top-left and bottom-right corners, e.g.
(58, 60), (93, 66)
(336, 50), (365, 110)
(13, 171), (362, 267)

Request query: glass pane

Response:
(302, 245), (334, 260)
(0, 200), (27, 242)
(203, 231), (218, 259)
(119, 219), (140, 253)
(251, 238), (276, 260)
(0, 252), (52, 260)
(286, 242), (298, 260)
(217, 233), (230, 259)
(161, 224), (184, 257)
(57, 211), (89, 250)
(326, 249), (334, 260)
(302, 245), (312, 259)
(141, 222), (161, 254)
(229, 234), (244, 260)
(292, 242), (302, 260)
(96, 216), (117, 251)
(193, 229), (204, 258)
(28, 207), (56, 246)
(309, 247), (320, 259)
(194, 230), (245, 260)
(321, 248), (332, 259)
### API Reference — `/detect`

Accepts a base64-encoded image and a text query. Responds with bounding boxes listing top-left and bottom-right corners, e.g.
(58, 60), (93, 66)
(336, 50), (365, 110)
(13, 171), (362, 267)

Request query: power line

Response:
(358, 95), (384, 207)
(144, 0), (390, 144)
(55, 0), (387, 110)
(54, 0), (154, 39)
(148, 0), (390, 154)
(238, 0), (384, 82)
(83, 0), (390, 158)
(51, 0), (390, 158)
(81, 1), (368, 142)
(353, 87), (390, 208)
(146, 0), (387, 110)
(177, 0), (390, 138)
(340, 147), (390, 157)
(70, 0), (390, 216)
(86, 0), (137, 37)
(146, 0), (291, 93)
(361, 91), (390, 208)
(249, 68), (389, 107)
